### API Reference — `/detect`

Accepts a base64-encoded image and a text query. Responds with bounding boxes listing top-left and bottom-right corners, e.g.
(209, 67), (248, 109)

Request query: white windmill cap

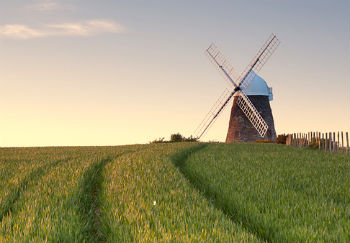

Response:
(234, 70), (273, 101)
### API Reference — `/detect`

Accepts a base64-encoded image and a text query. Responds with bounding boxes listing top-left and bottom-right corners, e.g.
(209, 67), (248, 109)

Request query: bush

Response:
(276, 134), (288, 144)
(308, 139), (319, 150)
(152, 134), (199, 144)
(150, 137), (167, 144)
(170, 133), (183, 142)
(183, 135), (198, 142)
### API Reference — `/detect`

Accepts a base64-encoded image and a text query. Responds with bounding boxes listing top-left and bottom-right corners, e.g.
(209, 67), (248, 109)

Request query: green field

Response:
(0, 143), (349, 242)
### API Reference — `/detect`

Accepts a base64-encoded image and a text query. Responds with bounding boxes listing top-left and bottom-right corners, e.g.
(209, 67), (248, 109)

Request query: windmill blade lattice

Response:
(238, 34), (280, 91)
(206, 43), (239, 88)
(236, 92), (268, 137)
(194, 88), (234, 139)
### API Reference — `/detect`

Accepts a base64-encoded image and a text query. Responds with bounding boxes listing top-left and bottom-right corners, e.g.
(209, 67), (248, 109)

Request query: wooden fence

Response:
(286, 131), (349, 153)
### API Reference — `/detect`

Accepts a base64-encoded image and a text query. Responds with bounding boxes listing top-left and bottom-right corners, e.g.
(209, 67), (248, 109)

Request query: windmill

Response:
(194, 34), (280, 142)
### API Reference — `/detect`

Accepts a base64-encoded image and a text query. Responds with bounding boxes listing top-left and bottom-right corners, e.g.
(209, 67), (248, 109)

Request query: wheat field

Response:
(0, 143), (349, 242)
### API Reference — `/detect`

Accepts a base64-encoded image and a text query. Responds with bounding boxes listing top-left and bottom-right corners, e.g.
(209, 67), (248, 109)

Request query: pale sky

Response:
(0, 0), (349, 146)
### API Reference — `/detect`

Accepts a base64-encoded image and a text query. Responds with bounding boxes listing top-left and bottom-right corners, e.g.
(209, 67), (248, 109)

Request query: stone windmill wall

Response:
(226, 95), (276, 142)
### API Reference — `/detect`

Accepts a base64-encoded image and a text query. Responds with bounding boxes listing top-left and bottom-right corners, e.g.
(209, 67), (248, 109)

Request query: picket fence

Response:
(285, 131), (349, 153)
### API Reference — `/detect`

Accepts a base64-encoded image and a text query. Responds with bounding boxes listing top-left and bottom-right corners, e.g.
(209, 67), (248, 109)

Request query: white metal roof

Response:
(234, 71), (273, 100)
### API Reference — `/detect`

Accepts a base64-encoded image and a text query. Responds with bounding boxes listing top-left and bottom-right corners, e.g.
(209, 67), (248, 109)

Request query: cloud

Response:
(48, 19), (124, 36)
(28, 1), (61, 11)
(0, 25), (46, 39)
(0, 19), (125, 39)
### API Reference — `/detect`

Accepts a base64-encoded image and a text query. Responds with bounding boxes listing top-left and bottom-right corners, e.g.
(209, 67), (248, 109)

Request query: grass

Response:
(0, 157), (70, 222)
(173, 143), (350, 243)
(100, 142), (260, 242)
(0, 143), (349, 242)
(0, 148), (75, 223)
(0, 146), (133, 242)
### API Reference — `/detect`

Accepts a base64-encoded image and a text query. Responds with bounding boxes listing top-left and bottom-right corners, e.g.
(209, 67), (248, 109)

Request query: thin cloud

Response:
(48, 19), (124, 36)
(0, 25), (46, 39)
(0, 19), (125, 39)
(28, 1), (61, 11)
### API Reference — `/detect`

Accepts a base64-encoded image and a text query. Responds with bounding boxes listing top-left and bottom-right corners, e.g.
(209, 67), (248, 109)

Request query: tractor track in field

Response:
(75, 150), (134, 243)
(171, 144), (273, 243)
(0, 157), (71, 222)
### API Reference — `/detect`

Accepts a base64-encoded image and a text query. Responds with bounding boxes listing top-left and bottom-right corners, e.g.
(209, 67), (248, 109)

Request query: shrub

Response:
(170, 133), (183, 142)
(308, 139), (319, 149)
(183, 135), (198, 142)
(276, 134), (288, 144)
(151, 137), (167, 144)
(152, 134), (199, 143)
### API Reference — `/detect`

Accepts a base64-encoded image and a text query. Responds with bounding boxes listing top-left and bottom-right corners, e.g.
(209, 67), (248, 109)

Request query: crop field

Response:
(174, 143), (350, 243)
(0, 143), (349, 242)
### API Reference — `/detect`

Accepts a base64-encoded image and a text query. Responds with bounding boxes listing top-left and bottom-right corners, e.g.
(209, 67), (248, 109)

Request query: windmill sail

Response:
(238, 34), (280, 91)
(194, 88), (234, 139)
(206, 43), (239, 88)
(236, 92), (268, 137)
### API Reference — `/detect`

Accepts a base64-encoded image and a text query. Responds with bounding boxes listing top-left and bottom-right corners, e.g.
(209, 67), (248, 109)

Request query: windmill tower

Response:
(226, 70), (276, 142)
(194, 34), (280, 142)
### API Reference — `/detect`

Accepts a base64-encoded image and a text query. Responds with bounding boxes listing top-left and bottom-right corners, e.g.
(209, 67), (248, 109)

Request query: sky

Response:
(0, 0), (349, 146)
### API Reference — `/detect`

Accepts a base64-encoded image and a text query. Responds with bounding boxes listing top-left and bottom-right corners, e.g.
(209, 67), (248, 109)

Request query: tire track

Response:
(0, 157), (71, 222)
(171, 144), (272, 243)
(75, 151), (134, 243)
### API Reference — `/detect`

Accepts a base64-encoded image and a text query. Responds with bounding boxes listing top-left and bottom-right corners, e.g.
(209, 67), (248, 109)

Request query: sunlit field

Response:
(0, 143), (349, 242)
(173, 143), (350, 242)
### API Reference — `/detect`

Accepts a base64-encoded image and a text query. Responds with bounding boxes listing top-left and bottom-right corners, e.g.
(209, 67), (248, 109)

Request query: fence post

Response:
(311, 131), (313, 144)
(302, 133), (304, 147)
(322, 133), (325, 151)
(337, 132), (340, 151)
(329, 132), (332, 152)
(310, 132), (312, 145)
(288, 134), (291, 145)
(333, 132), (336, 152)
(341, 132), (344, 150)
(309, 132), (312, 144)
(327, 133), (329, 151)
(296, 133), (298, 147)
(346, 132), (349, 154)
(305, 133), (308, 147)
(318, 132), (321, 150)
(293, 133), (296, 146)
(298, 133), (300, 147)
(319, 132), (321, 143)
